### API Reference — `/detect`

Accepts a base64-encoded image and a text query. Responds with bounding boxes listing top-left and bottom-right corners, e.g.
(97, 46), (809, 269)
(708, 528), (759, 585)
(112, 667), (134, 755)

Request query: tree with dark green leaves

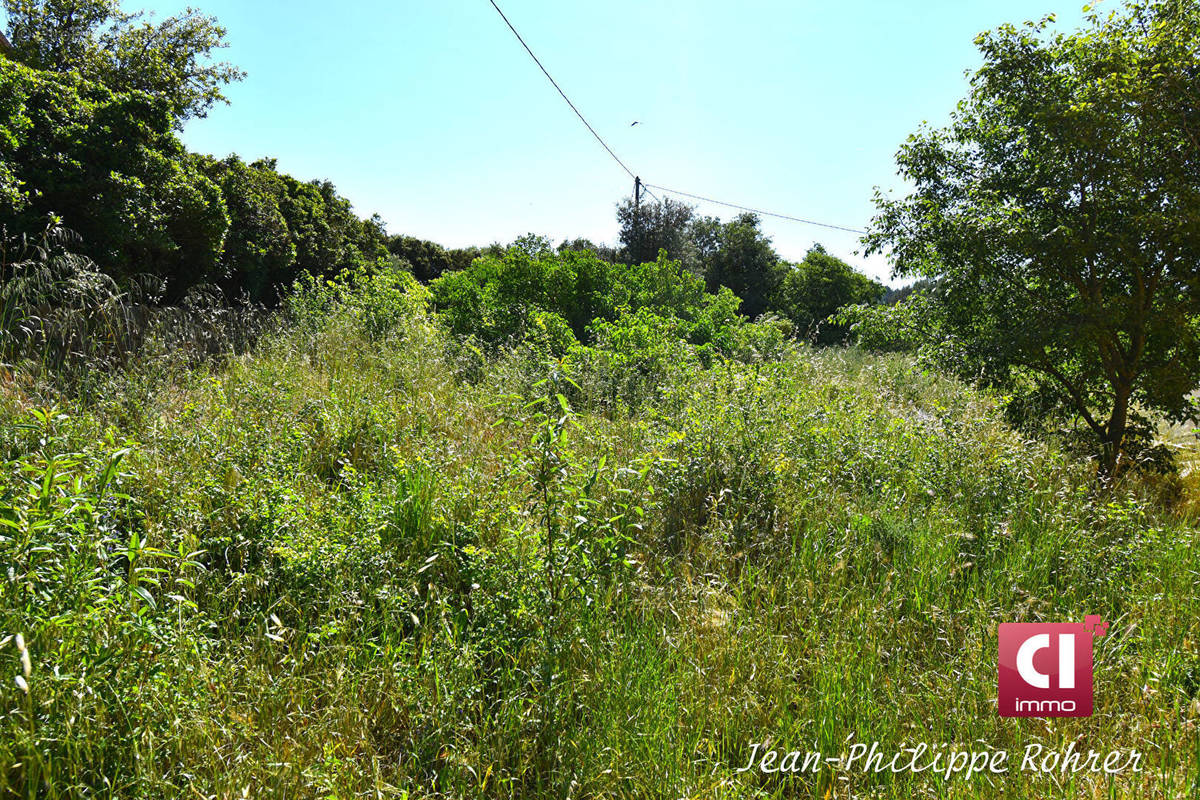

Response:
(770, 245), (885, 344)
(200, 155), (296, 300)
(617, 198), (782, 319)
(615, 198), (878, 327)
(557, 237), (619, 264)
(274, 174), (389, 279)
(0, 58), (228, 293)
(388, 235), (479, 282)
(3, 0), (243, 121)
(700, 213), (784, 320)
(1, 0), (397, 303)
(428, 241), (750, 357)
(616, 196), (696, 267)
(430, 240), (618, 346)
(199, 156), (391, 302)
(864, 0), (1200, 477)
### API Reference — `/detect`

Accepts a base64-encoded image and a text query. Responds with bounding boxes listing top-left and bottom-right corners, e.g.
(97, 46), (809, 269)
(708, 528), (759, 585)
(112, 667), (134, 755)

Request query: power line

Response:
(643, 183), (867, 235)
(484, 0), (866, 236)
(486, 0), (635, 181)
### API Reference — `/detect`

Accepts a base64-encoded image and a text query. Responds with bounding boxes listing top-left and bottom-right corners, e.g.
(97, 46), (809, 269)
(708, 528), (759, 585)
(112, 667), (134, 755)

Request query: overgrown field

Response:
(1, 271), (1198, 799)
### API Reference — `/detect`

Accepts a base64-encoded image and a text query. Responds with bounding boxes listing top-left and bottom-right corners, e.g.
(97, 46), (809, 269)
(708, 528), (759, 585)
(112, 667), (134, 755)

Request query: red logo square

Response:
(998, 622), (1094, 717)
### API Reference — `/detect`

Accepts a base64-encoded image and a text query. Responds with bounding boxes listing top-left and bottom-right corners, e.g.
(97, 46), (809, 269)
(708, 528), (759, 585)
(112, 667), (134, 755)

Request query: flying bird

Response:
(630, 121), (640, 127)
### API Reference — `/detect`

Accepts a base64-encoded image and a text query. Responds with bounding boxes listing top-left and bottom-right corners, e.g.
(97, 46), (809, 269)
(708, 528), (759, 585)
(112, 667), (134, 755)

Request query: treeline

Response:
(0, 1), (417, 304)
(0, 52), (391, 302)
(614, 199), (886, 342)
(0, 0), (884, 342)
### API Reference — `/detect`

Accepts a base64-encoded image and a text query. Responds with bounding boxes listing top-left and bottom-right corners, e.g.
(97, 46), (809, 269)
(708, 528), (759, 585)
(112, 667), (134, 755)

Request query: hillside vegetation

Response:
(1, 268), (1197, 798)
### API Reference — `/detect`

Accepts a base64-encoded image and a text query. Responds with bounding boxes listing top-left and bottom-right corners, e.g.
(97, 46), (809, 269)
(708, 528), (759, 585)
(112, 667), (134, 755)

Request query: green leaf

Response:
(131, 585), (156, 610)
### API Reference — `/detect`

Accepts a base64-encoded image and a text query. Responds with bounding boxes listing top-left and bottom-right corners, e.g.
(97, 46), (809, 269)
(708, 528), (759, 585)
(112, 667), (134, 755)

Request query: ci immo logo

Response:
(998, 617), (1108, 718)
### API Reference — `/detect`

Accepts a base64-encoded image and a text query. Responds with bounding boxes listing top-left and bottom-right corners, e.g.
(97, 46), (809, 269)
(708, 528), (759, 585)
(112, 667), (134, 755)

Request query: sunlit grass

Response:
(1, 275), (1197, 798)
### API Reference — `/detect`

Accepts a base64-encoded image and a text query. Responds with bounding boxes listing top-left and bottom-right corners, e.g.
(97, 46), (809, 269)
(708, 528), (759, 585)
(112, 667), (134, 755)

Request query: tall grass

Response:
(1, 219), (272, 404)
(0, 268), (1196, 798)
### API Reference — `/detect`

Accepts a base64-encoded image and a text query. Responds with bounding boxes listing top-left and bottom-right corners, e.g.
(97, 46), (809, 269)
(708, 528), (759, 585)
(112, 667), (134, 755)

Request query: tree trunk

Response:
(1100, 379), (1133, 479)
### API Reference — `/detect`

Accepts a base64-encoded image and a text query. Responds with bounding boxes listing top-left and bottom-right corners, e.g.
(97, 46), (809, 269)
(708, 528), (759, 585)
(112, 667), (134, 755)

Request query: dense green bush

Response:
(199, 156), (390, 304)
(428, 243), (776, 361)
(430, 238), (619, 344)
(387, 234), (479, 283)
(0, 57), (390, 304)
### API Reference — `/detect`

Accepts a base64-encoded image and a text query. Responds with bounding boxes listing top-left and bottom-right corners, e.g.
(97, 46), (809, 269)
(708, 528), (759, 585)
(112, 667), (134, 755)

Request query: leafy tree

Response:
(0, 58), (227, 294)
(199, 155), (295, 301)
(557, 237), (619, 263)
(701, 213), (784, 319)
(769, 245), (885, 344)
(388, 235), (457, 282)
(198, 155), (391, 302)
(616, 196), (696, 267)
(3, 0), (243, 121)
(430, 242), (619, 345)
(429, 241), (757, 360)
(881, 278), (935, 306)
(1, 3), (394, 303)
(275, 174), (387, 277)
(865, 0), (1200, 477)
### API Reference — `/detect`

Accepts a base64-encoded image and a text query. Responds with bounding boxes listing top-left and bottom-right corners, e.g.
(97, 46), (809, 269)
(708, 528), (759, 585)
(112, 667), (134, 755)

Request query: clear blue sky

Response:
(108, 1), (1091, 283)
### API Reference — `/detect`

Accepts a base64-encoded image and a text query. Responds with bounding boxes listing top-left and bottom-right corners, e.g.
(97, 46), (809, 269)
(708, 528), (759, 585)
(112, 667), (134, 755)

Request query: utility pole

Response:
(633, 176), (642, 261)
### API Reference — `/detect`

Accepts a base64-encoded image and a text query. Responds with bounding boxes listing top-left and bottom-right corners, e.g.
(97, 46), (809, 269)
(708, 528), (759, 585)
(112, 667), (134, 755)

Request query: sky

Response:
(67, 0), (1094, 284)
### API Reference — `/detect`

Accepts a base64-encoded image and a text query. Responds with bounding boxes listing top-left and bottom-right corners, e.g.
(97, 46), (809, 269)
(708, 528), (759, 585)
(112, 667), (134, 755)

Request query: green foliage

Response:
(0, 58), (228, 292)
(0, 411), (143, 616)
(202, 155), (296, 299)
(610, 195), (738, 300)
(866, 0), (1200, 477)
(287, 263), (430, 342)
(0, 42), (384, 303)
(698, 212), (785, 319)
(556, 236), (619, 263)
(276, 173), (388, 279)
(3, 0), (243, 121)
(428, 243), (775, 383)
(836, 287), (940, 354)
(387, 234), (478, 282)
(0, 407), (207, 794)
(429, 243), (619, 345)
(200, 156), (390, 302)
(570, 307), (701, 410)
(4, 1), (1200, 793)
(617, 200), (878, 327)
(770, 244), (886, 344)
(0, 272), (1194, 797)
(616, 195), (696, 267)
